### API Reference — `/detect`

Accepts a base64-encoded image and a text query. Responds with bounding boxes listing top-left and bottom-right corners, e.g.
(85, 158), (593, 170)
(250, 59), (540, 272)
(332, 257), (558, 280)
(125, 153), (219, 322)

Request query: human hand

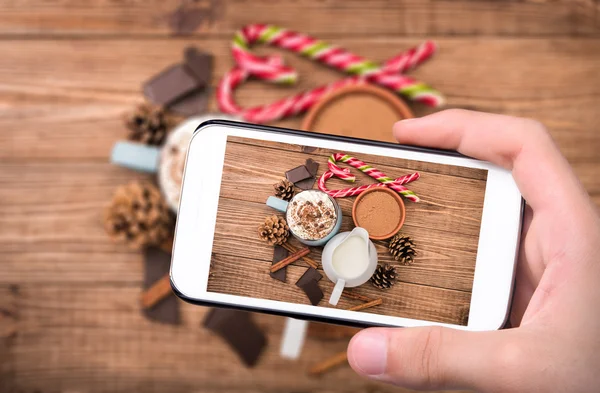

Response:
(347, 110), (600, 392)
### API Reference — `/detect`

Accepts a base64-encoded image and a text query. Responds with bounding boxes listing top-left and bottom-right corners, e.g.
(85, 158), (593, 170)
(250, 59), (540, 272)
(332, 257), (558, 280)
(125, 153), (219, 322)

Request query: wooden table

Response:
(1, 1), (599, 392)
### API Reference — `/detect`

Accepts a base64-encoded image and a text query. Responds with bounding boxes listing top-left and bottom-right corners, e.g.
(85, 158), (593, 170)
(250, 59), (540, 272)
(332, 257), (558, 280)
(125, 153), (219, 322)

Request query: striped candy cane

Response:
(217, 24), (444, 123)
(318, 154), (420, 202)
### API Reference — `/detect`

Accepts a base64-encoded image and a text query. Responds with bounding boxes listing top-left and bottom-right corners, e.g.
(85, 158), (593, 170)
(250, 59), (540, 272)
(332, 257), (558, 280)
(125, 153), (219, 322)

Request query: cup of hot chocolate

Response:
(266, 190), (342, 246)
(110, 114), (240, 212)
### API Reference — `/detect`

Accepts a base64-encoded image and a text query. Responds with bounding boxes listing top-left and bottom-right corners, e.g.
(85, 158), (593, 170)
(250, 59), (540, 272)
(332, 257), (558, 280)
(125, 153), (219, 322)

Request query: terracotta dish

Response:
(302, 84), (414, 143)
(351, 187), (405, 240)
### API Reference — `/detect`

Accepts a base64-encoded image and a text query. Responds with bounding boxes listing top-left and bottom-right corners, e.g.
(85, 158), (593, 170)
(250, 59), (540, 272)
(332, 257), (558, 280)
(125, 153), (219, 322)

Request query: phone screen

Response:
(204, 135), (488, 326)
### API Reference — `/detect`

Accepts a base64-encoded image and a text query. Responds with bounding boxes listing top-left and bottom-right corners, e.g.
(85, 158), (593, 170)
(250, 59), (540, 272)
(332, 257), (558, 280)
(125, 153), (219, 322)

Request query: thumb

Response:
(348, 326), (509, 391)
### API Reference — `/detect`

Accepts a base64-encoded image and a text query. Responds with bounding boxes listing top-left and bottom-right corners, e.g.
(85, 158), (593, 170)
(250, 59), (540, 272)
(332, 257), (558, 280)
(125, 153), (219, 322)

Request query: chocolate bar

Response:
(270, 245), (288, 282)
(296, 267), (323, 287)
(168, 88), (211, 116)
(299, 280), (323, 306)
(203, 308), (267, 367)
(296, 267), (324, 306)
(184, 47), (213, 87)
(285, 165), (312, 185)
(305, 158), (319, 177)
(143, 247), (180, 325)
(143, 64), (199, 106)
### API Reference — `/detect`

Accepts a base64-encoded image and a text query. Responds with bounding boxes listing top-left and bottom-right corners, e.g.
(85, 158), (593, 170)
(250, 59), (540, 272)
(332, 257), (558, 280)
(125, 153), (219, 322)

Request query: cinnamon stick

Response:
(140, 274), (172, 308)
(341, 290), (375, 303)
(345, 298), (383, 312)
(282, 243), (318, 269)
(308, 351), (348, 376)
(270, 247), (310, 273)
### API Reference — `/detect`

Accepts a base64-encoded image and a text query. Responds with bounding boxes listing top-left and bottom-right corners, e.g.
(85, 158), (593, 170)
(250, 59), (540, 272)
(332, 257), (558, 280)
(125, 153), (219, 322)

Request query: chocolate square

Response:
(270, 245), (288, 283)
(184, 47), (213, 87)
(285, 165), (312, 185)
(294, 176), (316, 190)
(143, 64), (199, 106)
(295, 267), (323, 288)
(305, 158), (319, 177)
(168, 88), (211, 116)
(203, 308), (267, 367)
(299, 280), (323, 306)
(143, 247), (180, 325)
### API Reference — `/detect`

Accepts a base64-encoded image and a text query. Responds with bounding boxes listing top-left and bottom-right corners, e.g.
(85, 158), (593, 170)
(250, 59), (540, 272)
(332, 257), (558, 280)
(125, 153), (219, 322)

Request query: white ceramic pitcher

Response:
(321, 227), (378, 306)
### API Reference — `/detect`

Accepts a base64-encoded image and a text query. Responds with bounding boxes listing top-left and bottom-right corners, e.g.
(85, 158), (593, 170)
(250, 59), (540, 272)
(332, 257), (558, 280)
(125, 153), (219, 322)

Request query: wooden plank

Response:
(208, 136), (479, 320)
(220, 138), (487, 236)
(212, 197), (478, 292)
(229, 136), (489, 181)
(208, 254), (471, 325)
(0, 38), (599, 163)
(0, 0), (597, 37)
(7, 284), (466, 393)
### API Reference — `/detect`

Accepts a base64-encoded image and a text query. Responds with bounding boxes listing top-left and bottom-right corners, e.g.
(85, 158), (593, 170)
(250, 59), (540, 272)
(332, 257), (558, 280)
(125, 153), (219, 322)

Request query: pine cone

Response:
(388, 233), (416, 265)
(273, 179), (295, 201)
(104, 181), (175, 249)
(125, 104), (173, 146)
(258, 215), (290, 246)
(370, 264), (397, 290)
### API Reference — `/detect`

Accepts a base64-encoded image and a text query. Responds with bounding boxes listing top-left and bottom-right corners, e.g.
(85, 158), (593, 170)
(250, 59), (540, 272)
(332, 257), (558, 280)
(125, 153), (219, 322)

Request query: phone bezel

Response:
(171, 119), (524, 331)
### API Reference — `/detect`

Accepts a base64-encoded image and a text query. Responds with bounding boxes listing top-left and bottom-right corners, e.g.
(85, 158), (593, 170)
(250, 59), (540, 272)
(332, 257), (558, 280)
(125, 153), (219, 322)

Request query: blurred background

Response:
(1, 1), (599, 392)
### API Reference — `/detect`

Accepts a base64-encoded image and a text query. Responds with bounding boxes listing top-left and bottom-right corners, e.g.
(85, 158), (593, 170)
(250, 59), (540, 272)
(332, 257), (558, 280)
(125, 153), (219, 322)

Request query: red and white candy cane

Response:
(318, 154), (420, 202)
(217, 24), (443, 123)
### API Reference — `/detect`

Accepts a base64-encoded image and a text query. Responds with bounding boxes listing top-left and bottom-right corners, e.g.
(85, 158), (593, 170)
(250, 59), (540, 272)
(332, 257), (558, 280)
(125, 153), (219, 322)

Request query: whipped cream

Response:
(286, 190), (337, 240)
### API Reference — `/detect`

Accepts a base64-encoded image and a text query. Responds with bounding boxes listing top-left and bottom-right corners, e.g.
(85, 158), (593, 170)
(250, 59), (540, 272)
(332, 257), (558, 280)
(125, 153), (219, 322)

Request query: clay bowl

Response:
(302, 84), (414, 143)
(351, 187), (406, 240)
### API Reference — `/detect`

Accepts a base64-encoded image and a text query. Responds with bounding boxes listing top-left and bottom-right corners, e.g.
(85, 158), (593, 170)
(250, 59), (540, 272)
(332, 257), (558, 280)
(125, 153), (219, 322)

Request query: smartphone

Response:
(171, 120), (524, 331)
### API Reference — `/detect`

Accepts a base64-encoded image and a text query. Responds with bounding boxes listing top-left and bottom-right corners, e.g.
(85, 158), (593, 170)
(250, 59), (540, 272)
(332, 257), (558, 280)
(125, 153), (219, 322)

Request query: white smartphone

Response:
(171, 120), (524, 331)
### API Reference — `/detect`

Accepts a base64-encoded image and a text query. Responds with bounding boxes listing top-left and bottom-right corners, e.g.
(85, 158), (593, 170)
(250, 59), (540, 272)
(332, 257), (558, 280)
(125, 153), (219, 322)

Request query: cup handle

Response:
(266, 196), (289, 212)
(111, 141), (160, 173)
(329, 279), (345, 306)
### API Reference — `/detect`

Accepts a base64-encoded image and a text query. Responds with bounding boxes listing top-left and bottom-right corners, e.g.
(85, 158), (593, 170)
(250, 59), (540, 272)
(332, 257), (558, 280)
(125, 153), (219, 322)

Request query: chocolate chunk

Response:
(295, 177), (316, 190)
(299, 280), (323, 306)
(295, 159), (319, 190)
(168, 88), (211, 116)
(305, 158), (319, 176)
(143, 64), (199, 106)
(143, 247), (180, 325)
(302, 145), (318, 153)
(203, 308), (267, 367)
(184, 47), (213, 87)
(295, 267), (323, 288)
(285, 165), (312, 185)
(270, 245), (288, 283)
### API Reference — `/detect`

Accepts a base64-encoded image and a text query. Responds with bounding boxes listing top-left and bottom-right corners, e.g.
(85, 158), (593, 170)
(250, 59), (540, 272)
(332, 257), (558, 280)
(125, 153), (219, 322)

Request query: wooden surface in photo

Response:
(1, 1), (600, 393)
(208, 137), (485, 324)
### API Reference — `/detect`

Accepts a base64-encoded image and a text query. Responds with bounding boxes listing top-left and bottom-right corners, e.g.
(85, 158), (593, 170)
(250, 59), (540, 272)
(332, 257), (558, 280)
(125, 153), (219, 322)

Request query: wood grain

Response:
(6, 284), (434, 393)
(0, 38), (599, 165)
(207, 137), (482, 324)
(1, 1), (600, 392)
(0, 0), (597, 37)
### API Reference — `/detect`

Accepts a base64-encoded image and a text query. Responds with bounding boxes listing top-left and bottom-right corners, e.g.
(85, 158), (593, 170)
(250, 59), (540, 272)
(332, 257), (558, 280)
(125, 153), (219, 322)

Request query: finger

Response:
(392, 109), (588, 212)
(348, 326), (509, 391)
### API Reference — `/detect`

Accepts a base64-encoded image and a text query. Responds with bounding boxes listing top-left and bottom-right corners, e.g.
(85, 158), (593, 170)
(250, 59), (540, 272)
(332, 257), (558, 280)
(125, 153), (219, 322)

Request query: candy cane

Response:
(318, 153), (420, 202)
(217, 24), (444, 123)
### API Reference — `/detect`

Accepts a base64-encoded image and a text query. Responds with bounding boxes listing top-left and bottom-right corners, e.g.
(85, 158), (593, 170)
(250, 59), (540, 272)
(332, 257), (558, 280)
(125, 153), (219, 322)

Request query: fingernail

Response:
(350, 330), (388, 376)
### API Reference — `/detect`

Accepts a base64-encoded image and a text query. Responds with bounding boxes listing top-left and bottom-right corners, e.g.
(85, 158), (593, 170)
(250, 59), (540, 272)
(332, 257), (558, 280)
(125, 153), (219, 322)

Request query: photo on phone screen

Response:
(204, 135), (488, 326)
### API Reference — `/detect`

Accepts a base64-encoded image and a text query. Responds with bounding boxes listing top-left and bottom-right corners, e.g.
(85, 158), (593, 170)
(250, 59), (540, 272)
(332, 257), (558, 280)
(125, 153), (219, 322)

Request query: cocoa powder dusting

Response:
(355, 191), (401, 237)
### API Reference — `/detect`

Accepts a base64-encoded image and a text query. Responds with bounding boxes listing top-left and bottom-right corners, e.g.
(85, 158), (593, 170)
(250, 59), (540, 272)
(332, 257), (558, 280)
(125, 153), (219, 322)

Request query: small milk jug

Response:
(321, 227), (378, 306)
